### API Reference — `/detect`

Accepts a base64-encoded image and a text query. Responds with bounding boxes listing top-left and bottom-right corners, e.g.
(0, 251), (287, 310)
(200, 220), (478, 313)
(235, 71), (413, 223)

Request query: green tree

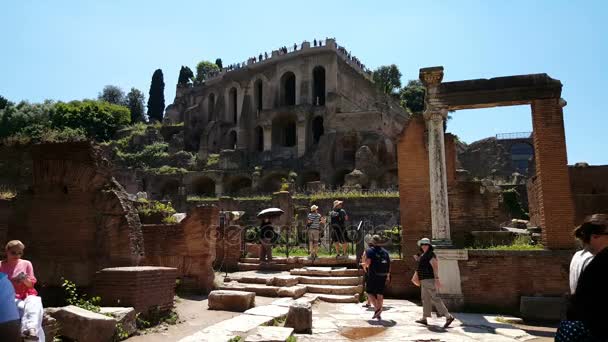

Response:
(147, 69), (165, 122)
(399, 80), (425, 114)
(373, 64), (402, 96)
(0, 95), (9, 110)
(195, 61), (220, 82)
(126, 88), (146, 122)
(98, 85), (126, 105)
(215, 58), (223, 69)
(0, 100), (54, 139)
(177, 66), (194, 85)
(51, 100), (130, 141)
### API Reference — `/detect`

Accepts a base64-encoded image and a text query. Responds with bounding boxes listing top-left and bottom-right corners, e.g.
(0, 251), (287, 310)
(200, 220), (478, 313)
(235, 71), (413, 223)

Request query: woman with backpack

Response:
(411, 237), (454, 328)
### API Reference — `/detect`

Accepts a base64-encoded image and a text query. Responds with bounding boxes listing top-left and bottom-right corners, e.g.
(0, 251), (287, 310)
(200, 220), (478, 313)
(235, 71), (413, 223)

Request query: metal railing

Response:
(495, 132), (532, 140)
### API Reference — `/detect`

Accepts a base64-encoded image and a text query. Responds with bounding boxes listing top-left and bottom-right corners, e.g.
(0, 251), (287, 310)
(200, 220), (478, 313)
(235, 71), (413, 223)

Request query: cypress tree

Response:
(147, 69), (165, 122)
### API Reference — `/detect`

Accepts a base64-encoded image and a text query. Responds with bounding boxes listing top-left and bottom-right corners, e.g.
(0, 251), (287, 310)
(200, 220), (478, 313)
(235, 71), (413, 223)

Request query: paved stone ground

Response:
(137, 294), (556, 341)
(294, 300), (555, 342)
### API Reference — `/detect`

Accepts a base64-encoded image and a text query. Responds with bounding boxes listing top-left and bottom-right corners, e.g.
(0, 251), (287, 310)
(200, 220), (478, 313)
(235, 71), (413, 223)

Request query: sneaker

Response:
(415, 319), (428, 325)
(362, 303), (371, 308)
(443, 315), (455, 328)
(22, 328), (39, 341)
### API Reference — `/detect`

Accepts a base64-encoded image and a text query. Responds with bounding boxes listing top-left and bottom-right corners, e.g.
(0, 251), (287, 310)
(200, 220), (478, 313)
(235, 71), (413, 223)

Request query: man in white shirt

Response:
(569, 227), (594, 294)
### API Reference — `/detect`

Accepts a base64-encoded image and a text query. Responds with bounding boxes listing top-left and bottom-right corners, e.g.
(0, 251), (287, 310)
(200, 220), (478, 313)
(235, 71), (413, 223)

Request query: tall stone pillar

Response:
(297, 121), (307, 157)
(420, 67), (451, 246)
(263, 126), (272, 152)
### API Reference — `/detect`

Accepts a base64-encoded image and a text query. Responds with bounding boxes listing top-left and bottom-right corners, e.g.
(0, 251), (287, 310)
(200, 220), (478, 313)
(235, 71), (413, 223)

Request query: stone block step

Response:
(316, 293), (360, 303)
(240, 256), (357, 267)
(290, 267), (362, 277)
(220, 282), (280, 297)
(224, 275), (271, 285)
(237, 263), (293, 272)
(297, 275), (362, 286)
(306, 284), (363, 295)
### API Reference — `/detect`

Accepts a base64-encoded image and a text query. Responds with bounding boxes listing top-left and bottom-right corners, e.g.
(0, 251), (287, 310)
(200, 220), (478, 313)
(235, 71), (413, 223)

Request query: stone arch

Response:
(280, 71), (296, 106)
(224, 130), (237, 150)
(254, 126), (264, 152)
(272, 113), (297, 147)
(332, 169), (351, 189)
(207, 93), (216, 122)
(191, 176), (216, 197)
(224, 175), (252, 196)
(312, 116), (324, 144)
(298, 170), (320, 187)
(510, 142), (534, 174)
(229, 87), (238, 124)
(312, 66), (326, 106)
(259, 172), (288, 193)
(160, 179), (180, 199)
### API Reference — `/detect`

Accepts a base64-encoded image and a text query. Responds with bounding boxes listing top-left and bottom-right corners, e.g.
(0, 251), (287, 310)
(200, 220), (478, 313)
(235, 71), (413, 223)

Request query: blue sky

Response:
(1, 0), (606, 164)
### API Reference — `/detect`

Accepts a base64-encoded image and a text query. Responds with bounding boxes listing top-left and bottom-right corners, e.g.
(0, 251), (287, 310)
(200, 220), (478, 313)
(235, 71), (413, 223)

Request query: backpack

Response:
(329, 209), (344, 226)
(371, 248), (390, 276)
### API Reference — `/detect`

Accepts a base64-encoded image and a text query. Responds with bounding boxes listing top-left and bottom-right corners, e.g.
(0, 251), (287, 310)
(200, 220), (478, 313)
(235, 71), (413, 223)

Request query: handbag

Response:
(555, 320), (594, 342)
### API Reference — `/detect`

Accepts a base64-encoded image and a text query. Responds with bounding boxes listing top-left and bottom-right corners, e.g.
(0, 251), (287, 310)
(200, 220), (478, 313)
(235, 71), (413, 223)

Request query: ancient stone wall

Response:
(4, 142), (143, 287)
(94, 266), (178, 315)
(214, 225), (243, 272)
(141, 205), (218, 292)
(458, 250), (571, 313)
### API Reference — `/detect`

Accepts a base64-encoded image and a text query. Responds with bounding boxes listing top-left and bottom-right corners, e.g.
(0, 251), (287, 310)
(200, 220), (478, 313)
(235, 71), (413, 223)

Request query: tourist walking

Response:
(364, 235), (390, 320)
(569, 226), (594, 294)
(329, 200), (349, 258)
(0, 240), (45, 341)
(258, 217), (275, 263)
(411, 237), (454, 328)
(360, 235), (373, 308)
(306, 205), (325, 260)
(556, 214), (608, 341)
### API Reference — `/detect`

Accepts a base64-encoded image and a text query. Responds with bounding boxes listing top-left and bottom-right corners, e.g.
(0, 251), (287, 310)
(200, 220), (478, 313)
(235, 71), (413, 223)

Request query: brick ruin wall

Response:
(528, 165), (608, 227)
(141, 205), (218, 293)
(3, 142), (144, 287)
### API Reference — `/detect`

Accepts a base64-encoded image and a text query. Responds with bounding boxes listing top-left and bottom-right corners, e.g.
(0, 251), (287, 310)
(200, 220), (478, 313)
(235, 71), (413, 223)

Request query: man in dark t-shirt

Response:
(259, 218), (275, 262)
(329, 200), (349, 257)
(364, 235), (390, 320)
(566, 214), (608, 340)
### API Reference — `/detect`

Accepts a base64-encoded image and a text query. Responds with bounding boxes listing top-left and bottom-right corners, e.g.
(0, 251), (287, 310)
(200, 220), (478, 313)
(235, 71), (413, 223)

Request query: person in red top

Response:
(0, 240), (45, 341)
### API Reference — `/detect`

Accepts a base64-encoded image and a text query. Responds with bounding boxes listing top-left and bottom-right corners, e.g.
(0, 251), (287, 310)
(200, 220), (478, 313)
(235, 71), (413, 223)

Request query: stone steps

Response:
(315, 293), (360, 303)
(219, 282), (306, 298)
(305, 284), (363, 295)
(290, 267), (362, 277)
(240, 256), (357, 267)
(297, 275), (362, 286)
(237, 263), (293, 272)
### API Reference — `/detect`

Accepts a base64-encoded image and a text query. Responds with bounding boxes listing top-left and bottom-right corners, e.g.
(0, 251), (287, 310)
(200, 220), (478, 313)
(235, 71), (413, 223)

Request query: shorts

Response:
(366, 275), (387, 295)
(308, 229), (320, 243)
(331, 225), (346, 243)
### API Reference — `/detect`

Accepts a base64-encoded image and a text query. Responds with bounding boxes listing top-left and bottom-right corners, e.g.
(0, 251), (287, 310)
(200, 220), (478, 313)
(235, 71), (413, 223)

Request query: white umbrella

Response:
(257, 207), (284, 218)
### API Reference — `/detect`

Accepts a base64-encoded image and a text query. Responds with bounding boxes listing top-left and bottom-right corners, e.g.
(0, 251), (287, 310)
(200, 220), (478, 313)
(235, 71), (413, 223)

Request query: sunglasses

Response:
(9, 251), (23, 256)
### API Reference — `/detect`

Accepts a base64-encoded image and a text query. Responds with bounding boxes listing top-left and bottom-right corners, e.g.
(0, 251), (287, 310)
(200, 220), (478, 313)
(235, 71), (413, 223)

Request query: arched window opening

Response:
(259, 173), (287, 194)
(225, 176), (252, 196)
(272, 115), (297, 147)
(208, 93), (215, 122)
(192, 177), (216, 197)
(229, 87), (238, 123)
(281, 72), (296, 106)
(224, 131), (237, 150)
(254, 80), (263, 112)
(312, 116), (324, 144)
(255, 126), (264, 152)
(312, 66), (326, 106)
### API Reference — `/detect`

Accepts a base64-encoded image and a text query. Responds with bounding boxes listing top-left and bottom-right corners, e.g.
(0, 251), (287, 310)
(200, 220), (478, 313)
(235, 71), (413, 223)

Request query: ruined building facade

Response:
(164, 39), (408, 196)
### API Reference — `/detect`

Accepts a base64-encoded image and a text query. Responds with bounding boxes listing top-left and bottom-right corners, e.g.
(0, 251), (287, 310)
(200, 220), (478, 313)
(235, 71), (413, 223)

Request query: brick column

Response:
(530, 98), (575, 249)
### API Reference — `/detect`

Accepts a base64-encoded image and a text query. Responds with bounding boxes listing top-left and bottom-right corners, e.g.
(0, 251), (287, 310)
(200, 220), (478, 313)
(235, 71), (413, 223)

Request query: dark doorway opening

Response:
(229, 87), (237, 123)
(255, 126), (264, 152)
(281, 72), (296, 106)
(313, 66), (326, 106)
(254, 79), (263, 112)
(312, 116), (324, 144)
(208, 93), (215, 122)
